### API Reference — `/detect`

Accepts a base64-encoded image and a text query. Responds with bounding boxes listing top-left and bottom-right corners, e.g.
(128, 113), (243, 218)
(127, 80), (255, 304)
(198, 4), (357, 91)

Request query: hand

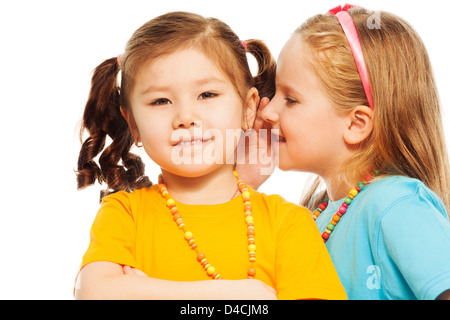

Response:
(123, 265), (147, 277)
(236, 97), (277, 190)
(225, 279), (277, 300)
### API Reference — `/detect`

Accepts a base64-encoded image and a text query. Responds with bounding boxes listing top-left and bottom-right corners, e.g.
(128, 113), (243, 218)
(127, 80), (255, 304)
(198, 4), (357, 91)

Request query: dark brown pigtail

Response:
(245, 40), (277, 100)
(77, 58), (151, 200)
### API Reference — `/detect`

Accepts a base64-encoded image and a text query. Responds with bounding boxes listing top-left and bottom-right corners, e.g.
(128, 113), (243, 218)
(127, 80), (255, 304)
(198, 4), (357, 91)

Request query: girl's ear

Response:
(120, 107), (140, 140)
(243, 87), (259, 130)
(343, 105), (374, 145)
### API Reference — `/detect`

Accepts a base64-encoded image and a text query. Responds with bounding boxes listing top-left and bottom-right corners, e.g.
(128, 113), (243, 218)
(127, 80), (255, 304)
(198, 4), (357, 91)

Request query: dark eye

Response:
(150, 98), (171, 106)
(284, 97), (298, 105)
(198, 92), (218, 100)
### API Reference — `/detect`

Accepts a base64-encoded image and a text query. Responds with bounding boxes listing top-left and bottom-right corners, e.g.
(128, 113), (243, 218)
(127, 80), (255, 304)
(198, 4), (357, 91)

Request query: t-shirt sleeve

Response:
(378, 186), (450, 300)
(275, 205), (347, 300)
(80, 191), (138, 269)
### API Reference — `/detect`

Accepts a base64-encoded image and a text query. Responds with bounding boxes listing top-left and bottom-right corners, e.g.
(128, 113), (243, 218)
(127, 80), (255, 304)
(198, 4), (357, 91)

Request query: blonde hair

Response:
(297, 8), (450, 215)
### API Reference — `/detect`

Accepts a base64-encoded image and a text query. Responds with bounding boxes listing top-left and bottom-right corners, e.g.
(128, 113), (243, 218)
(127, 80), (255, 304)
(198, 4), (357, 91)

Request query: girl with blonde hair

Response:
(254, 4), (450, 299)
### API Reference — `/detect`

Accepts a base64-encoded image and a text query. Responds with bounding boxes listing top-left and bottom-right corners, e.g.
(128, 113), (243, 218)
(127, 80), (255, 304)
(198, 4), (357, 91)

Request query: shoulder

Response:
(362, 175), (447, 219)
(251, 187), (309, 213)
(249, 187), (312, 225)
(99, 185), (159, 218)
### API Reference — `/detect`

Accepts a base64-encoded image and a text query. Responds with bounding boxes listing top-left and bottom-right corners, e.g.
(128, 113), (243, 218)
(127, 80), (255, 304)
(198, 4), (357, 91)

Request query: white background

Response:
(1, 0), (448, 299)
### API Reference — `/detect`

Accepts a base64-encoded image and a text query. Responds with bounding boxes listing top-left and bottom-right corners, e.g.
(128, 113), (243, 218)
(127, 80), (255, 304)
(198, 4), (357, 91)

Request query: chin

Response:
(164, 163), (224, 178)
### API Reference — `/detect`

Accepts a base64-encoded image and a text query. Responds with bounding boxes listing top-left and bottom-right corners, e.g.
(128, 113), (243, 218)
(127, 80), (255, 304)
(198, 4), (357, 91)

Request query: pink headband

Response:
(329, 4), (374, 109)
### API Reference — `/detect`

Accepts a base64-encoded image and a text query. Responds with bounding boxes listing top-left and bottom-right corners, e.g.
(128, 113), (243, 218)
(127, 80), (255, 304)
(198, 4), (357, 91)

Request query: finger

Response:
(253, 97), (271, 131)
(258, 97), (270, 112)
(131, 267), (147, 276)
(123, 265), (132, 274)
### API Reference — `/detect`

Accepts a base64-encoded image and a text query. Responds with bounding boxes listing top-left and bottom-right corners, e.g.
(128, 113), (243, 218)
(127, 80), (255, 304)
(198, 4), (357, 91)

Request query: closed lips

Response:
(175, 138), (212, 146)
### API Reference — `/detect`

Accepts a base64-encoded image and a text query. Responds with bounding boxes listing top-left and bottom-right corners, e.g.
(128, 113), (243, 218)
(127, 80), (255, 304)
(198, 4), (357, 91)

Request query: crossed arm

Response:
(74, 261), (277, 300)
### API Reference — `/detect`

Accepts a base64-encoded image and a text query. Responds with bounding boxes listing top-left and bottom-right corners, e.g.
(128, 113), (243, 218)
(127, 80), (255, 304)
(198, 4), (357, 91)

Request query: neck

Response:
(320, 166), (355, 202)
(324, 177), (353, 202)
(160, 165), (239, 205)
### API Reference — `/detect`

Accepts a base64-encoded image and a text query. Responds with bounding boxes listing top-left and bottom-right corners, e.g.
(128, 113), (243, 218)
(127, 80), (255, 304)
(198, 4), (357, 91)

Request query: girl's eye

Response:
(198, 92), (218, 100)
(284, 97), (298, 105)
(150, 98), (171, 106)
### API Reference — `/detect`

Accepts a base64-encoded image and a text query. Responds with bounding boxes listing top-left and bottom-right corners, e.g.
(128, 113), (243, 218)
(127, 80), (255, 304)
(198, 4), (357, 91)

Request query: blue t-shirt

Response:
(315, 176), (450, 300)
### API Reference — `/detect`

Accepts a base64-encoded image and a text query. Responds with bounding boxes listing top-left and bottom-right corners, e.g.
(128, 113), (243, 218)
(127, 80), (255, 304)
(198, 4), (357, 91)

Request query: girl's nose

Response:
(173, 103), (200, 129)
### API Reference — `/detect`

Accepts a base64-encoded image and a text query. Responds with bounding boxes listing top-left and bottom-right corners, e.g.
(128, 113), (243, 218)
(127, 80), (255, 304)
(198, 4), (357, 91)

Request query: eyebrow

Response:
(140, 77), (227, 95)
(276, 82), (304, 100)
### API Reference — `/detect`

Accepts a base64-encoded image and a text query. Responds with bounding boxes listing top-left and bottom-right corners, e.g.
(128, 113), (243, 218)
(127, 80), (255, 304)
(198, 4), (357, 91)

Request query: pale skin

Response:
(239, 35), (374, 199)
(239, 34), (450, 300)
(75, 48), (277, 300)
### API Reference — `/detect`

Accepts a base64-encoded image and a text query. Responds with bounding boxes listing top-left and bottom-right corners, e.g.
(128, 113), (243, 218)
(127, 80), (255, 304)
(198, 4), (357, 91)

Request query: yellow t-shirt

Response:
(80, 185), (346, 300)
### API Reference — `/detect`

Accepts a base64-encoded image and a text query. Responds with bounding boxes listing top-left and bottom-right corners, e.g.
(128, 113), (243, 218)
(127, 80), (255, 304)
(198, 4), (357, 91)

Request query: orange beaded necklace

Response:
(312, 170), (379, 242)
(158, 169), (256, 280)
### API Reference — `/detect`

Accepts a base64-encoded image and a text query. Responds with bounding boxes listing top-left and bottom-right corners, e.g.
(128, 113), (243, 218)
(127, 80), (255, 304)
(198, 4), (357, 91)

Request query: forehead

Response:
(276, 36), (315, 84)
(133, 48), (229, 91)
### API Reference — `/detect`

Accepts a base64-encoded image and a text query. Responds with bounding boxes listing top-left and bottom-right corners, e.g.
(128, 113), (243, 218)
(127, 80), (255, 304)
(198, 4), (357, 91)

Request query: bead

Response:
(206, 266), (216, 276)
(159, 169), (259, 280)
(349, 188), (358, 197)
(310, 171), (378, 243)
(332, 214), (340, 222)
(197, 253), (205, 262)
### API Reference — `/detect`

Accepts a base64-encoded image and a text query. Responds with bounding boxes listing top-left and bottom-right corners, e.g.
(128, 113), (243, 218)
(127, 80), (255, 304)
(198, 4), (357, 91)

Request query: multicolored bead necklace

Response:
(158, 169), (256, 280)
(312, 170), (379, 242)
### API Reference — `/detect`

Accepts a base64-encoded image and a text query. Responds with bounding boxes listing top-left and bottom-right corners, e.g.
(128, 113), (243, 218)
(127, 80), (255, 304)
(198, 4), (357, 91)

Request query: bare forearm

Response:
(75, 262), (277, 300)
(76, 274), (235, 300)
